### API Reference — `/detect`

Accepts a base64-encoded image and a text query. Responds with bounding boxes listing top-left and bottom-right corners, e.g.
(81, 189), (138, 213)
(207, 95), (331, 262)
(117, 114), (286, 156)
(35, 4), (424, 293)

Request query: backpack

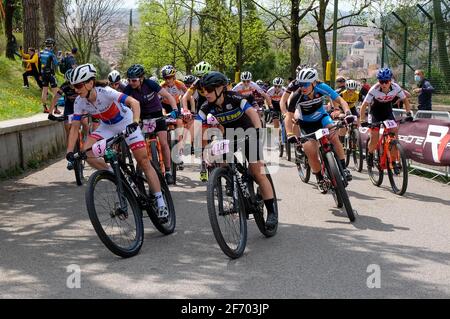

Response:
(59, 56), (71, 75)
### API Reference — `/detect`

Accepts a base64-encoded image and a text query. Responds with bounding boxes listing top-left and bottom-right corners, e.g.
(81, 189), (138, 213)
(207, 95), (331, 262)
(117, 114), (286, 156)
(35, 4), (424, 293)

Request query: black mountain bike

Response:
(74, 131), (176, 258)
(206, 138), (278, 259)
(344, 117), (364, 172)
(294, 121), (355, 222)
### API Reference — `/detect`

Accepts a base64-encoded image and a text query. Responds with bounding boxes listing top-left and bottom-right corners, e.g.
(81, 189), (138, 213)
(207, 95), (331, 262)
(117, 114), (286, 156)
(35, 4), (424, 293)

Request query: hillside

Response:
(0, 55), (45, 121)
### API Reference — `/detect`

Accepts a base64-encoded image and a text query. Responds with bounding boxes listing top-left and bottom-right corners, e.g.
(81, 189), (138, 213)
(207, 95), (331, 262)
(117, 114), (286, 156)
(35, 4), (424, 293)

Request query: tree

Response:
(306, 0), (371, 76)
(5, 0), (17, 59)
(40, 0), (55, 40)
(22, 0), (40, 51)
(56, 0), (124, 64)
(433, 0), (450, 79)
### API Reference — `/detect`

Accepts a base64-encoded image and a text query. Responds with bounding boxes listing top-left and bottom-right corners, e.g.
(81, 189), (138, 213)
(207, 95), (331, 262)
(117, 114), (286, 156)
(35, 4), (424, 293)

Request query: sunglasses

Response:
(73, 82), (85, 90)
(298, 82), (312, 88)
(243, 80), (250, 83)
(128, 78), (140, 82)
(204, 86), (217, 93)
(379, 80), (390, 84)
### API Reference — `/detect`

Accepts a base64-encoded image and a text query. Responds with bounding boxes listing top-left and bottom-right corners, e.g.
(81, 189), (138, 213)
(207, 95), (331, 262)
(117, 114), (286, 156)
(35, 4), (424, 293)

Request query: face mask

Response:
(414, 75), (421, 82)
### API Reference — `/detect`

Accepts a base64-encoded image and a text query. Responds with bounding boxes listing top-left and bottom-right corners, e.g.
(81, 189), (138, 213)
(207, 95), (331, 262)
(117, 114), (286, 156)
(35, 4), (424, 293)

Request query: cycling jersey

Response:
(123, 79), (163, 118)
(232, 81), (265, 97)
(161, 79), (187, 104)
(287, 82), (339, 122)
(363, 82), (406, 122)
(73, 86), (129, 124)
(39, 49), (58, 74)
(339, 89), (361, 109)
(73, 86), (145, 151)
(196, 91), (254, 130)
(267, 86), (285, 112)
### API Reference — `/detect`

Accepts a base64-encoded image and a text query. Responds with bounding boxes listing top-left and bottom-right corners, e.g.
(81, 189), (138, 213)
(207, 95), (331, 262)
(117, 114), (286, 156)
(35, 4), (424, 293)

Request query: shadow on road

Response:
(0, 163), (448, 299)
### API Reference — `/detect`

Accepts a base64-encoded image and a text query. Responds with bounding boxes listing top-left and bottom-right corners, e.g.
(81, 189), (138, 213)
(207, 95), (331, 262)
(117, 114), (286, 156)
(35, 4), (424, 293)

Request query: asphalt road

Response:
(1, 146), (449, 298)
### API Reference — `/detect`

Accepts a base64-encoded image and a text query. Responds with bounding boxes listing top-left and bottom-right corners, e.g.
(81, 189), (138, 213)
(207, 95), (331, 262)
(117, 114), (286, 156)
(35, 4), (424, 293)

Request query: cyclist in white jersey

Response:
(232, 71), (272, 108)
(65, 64), (169, 219)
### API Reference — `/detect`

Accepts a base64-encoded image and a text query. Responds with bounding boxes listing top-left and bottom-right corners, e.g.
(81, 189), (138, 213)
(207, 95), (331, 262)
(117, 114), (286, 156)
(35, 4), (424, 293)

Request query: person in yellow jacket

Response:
(20, 46), (42, 89)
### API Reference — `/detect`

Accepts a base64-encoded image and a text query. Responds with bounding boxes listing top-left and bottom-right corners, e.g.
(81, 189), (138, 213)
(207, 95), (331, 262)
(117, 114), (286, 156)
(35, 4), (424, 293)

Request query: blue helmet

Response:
(376, 68), (393, 81)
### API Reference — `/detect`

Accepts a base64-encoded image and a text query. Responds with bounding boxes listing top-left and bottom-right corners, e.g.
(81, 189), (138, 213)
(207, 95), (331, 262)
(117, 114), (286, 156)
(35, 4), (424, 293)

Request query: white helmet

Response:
(150, 76), (158, 82)
(345, 80), (358, 90)
(108, 70), (121, 83)
(70, 63), (97, 85)
(240, 71), (252, 81)
(296, 67), (318, 83)
(273, 77), (284, 86)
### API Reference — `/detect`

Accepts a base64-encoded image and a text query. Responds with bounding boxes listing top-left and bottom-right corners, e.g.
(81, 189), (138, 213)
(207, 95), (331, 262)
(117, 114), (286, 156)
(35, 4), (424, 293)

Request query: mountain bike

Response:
(364, 118), (409, 195)
(294, 121), (355, 222)
(278, 113), (292, 161)
(74, 131), (176, 258)
(205, 137), (278, 259)
(344, 116), (364, 172)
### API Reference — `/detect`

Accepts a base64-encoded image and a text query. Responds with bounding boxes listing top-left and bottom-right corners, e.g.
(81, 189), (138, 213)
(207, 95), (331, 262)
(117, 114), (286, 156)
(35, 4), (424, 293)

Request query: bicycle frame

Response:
(370, 121), (400, 171)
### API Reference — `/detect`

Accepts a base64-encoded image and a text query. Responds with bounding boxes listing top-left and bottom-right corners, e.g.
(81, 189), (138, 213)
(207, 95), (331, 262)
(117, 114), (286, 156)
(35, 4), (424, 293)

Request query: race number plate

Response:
(92, 139), (107, 157)
(383, 120), (398, 129)
(315, 128), (329, 140)
(142, 119), (157, 133)
(211, 139), (230, 156)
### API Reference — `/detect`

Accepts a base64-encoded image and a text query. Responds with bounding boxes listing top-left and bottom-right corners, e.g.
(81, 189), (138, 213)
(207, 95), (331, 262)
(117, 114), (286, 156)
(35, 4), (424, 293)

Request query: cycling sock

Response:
(340, 159), (346, 169)
(154, 191), (165, 208)
(264, 199), (275, 215)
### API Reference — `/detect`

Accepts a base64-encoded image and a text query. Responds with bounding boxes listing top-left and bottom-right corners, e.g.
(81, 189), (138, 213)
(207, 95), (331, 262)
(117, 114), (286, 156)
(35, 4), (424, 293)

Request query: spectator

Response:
(413, 69), (435, 112)
(39, 38), (60, 113)
(19, 46), (42, 89)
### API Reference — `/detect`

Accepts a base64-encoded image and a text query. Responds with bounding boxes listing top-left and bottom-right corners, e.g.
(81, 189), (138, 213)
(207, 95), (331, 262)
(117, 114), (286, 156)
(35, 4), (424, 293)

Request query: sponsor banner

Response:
(359, 119), (450, 166)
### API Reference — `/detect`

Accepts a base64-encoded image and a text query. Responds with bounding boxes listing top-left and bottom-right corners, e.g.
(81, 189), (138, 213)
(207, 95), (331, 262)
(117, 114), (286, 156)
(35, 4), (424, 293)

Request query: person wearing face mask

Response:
(413, 69), (434, 113)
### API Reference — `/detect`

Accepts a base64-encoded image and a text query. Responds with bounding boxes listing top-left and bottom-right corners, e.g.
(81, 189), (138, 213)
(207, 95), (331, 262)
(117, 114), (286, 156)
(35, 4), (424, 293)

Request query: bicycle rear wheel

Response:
(85, 170), (144, 258)
(387, 140), (408, 195)
(278, 127), (284, 158)
(207, 167), (247, 259)
(136, 162), (176, 235)
(325, 152), (355, 222)
(253, 168), (278, 237)
(367, 139), (384, 186)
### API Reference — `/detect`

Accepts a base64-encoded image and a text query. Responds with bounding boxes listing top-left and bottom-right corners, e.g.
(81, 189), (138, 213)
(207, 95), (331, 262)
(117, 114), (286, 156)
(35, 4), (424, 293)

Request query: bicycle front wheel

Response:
(367, 139), (384, 186)
(74, 140), (84, 186)
(387, 140), (408, 195)
(207, 167), (247, 259)
(85, 170), (144, 258)
(352, 128), (364, 172)
(325, 152), (355, 222)
(295, 145), (311, 183)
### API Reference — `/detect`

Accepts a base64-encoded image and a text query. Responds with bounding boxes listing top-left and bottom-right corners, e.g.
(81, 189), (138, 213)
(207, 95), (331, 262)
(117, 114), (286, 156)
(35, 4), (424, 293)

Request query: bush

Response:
(429, 67), (450, 94)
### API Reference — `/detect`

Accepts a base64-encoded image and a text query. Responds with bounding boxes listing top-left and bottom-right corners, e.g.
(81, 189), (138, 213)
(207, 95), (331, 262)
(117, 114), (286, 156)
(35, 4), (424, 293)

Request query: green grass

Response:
(0, 54), (64, 121)
(433, 94), (450, 106)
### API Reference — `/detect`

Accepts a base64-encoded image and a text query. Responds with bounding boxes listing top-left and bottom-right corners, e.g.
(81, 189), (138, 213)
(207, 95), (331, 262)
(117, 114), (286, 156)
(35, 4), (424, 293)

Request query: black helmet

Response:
(201, 71), (228, 88)
(127, 64), (145, 78)
(45, 38), (55, 46)
(183, 74), (196, 84)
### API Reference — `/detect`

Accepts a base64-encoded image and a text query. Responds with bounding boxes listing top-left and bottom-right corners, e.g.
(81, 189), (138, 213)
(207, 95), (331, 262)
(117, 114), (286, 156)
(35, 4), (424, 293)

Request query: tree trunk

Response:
(290, 0), (300, 78)
(40, 0), (56, 40)
(433, 0), (450, 79)
(5, 0), (16, 59)
(23, 0), (40, 51)
(317, 0), (329, 77)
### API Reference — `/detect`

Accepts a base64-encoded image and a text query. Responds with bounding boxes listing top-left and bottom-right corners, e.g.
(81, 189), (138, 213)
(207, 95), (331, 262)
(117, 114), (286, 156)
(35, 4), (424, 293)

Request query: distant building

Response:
(341, 35), (381, 77)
